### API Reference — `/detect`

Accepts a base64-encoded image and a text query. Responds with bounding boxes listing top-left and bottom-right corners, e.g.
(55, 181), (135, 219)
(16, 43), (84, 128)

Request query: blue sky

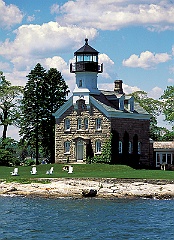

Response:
(0, 0), (174, 139)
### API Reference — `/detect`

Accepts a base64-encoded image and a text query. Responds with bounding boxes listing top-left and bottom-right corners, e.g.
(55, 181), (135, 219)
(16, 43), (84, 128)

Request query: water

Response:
(0, 196), (174, 240)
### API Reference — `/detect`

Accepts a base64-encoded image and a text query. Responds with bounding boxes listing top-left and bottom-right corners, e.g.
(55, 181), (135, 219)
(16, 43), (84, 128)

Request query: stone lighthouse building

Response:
(54, 39), (152, 167)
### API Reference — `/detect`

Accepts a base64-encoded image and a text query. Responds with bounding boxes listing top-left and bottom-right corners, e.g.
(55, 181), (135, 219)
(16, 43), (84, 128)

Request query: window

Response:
(119, 141), (122, 154)
(84, 54), (92, 61)
(77, 118), (82, 130)
(138, 142), (141, 154)
(64, 141), (70, 153)
(77, 55), (83, 62)
(95, 140), (101, 153)
(84, 118), (88, 130)
(130, 100), (134, 112)
(79, 79), (82, 87)
(65, 118), (70, 131)
(120, 99), (124, 110)
(129, 141), (132, 154)
(96, 118), (101, 130)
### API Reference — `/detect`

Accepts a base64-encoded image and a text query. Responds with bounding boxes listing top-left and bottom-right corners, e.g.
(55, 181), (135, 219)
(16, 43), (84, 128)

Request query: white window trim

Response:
(138, 142), (141, 154)
(95, 140), (101, 153)
(84, 118), (89, 130)
(77, 118), (82, 130)
(64, 141), (70, 154)
(129, 141), (132, 154)
(96, 118), (101, 130)
(65, 118), (70, 131)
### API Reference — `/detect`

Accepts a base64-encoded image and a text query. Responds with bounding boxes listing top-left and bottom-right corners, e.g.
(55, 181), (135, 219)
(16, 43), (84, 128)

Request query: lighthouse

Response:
(70, 39), (103, 105)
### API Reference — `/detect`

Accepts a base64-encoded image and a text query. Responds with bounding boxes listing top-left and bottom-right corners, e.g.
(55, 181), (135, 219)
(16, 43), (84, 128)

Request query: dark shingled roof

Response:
(74, 39), (99, 55)
(91, 91), (149, 115)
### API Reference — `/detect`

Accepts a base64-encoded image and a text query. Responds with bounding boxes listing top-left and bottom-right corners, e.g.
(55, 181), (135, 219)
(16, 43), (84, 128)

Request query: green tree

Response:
(20, 63), (69, 164)
(131, 91), (162, 140)
(160, 86), (174, 127)
(0, 71), (23, 140)
(20, 63), (47, 165)
(41, 68), (69, 163)
(0, 137), (19, 166)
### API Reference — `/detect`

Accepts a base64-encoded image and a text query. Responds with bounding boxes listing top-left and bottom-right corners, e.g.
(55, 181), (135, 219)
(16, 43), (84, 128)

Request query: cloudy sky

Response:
(0, 0), (174, 139)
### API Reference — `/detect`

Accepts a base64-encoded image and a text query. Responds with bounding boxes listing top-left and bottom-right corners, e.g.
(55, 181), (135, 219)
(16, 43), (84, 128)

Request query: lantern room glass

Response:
(76, 54), (98, 62)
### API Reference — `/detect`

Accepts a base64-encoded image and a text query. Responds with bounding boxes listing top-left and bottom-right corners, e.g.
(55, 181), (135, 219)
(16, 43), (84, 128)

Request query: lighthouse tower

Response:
(70, 39), (103, 105)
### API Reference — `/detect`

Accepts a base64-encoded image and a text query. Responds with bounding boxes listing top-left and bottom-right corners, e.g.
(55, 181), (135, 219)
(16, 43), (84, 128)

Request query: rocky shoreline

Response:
(1, 178), (174, 199)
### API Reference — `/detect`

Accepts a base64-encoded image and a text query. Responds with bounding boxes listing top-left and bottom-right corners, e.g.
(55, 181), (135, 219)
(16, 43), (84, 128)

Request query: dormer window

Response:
(130, 99), (134, 112)
(79, 79), (82, 87)
(120, 99), (124, 110)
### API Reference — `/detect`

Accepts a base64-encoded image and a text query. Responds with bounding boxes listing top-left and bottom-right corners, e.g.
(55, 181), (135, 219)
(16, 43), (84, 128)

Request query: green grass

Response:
(0, 164), (174, 183)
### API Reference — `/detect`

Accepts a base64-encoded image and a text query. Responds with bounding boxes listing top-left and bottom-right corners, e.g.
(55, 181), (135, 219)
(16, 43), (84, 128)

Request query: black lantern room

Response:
(70, 39), (103, 73)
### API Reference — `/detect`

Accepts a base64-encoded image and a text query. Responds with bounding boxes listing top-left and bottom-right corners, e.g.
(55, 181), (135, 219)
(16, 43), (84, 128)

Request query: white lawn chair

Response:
(30, 166), (37, 175)
(46, 167), (54, 175)
(68, 166), (73, 174)
(10, 168), (18, 176)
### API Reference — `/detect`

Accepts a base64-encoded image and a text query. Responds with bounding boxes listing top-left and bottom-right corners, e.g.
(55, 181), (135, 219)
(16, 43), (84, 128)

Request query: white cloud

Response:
(0, 0), (23, 28)
(43, 56), (75, 92)
(122, 51), (171, 69)
(0, 61), (10, 71)
(122, 83), (141, 94)
(147, 86), (163, 99)
(57, 0), (174, 31)
(0, 22), (98, 64)
(98, 82), (140, 94)
(27, 15), (35, 22)
(99, 53), (114, 79)
(50, 4), (60, 14)
(168, 78), (174, 83)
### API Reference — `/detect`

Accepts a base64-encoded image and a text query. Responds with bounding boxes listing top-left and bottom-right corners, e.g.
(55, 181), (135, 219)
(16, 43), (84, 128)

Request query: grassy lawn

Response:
(0, 164), (174, 183)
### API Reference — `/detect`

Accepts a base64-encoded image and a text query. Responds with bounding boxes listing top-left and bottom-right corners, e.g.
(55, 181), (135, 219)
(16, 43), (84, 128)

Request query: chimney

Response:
(114, 80), (123, 94)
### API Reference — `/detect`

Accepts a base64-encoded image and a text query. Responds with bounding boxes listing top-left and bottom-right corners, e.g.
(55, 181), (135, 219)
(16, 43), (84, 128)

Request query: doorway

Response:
(76, 140), (84, 161)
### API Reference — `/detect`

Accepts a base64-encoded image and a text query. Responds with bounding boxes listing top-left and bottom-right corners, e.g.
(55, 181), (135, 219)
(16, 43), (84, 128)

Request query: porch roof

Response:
(153, 141), (174, 150)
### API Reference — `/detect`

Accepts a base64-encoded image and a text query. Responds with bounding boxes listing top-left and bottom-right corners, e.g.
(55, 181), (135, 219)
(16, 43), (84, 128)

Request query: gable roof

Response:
(90, 93), (150, 119)
(53, 91), (151, 120)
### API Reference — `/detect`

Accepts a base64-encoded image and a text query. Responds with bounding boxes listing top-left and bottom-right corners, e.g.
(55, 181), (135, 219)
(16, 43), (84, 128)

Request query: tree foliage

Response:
(131, 91), (162, 140)
(20, 63), (69, 164)
(0, 71), (23, 139)
(160, 86), (174, 126)
(0, 137), (19, 166)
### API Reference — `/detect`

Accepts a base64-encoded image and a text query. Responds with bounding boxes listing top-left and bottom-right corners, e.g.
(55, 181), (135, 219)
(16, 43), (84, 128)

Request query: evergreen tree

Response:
(41, 68), (69, 163)
(20, 63), (69, 164)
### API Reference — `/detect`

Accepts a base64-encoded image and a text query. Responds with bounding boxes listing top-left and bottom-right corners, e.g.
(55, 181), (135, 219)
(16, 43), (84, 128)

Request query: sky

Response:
(0, 0), (174, 140)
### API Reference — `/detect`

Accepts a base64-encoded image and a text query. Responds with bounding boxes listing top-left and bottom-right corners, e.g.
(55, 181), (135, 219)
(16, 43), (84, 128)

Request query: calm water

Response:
(0, 196), (174, 240)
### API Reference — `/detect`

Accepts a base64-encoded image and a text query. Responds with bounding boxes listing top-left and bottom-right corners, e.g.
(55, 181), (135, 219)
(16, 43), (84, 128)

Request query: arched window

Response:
(119, 141), (122, 154)
(129, 141), (132, 154)
(95, 140), (101, 153)
(77, 118), (82, 130)
(84, 118), (88, 130)
(64, 141), (70, 153)
(138, 142), (141, 154)
(64, 118), (70, 130)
